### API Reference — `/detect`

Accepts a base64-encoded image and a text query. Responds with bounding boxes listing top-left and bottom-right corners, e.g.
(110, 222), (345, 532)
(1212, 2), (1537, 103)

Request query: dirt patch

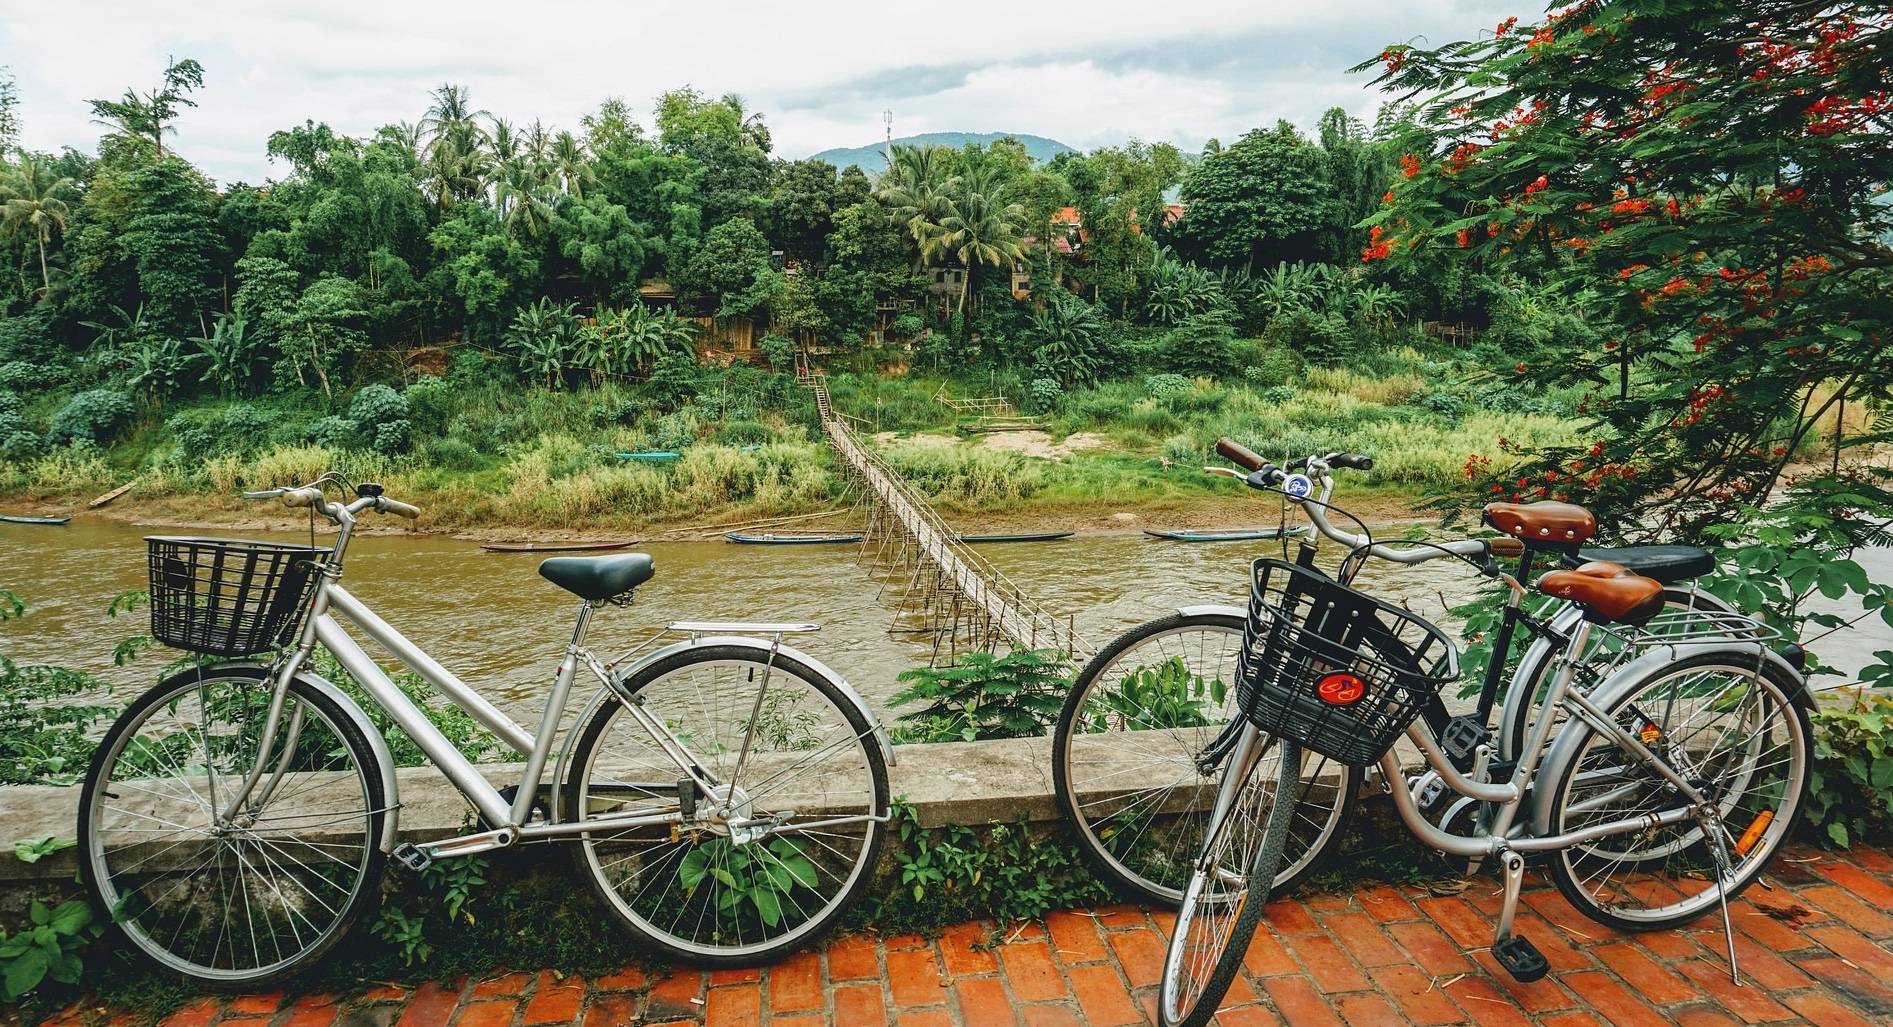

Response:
(874, 431), (958, 449)
(977, 431), (1105, 460)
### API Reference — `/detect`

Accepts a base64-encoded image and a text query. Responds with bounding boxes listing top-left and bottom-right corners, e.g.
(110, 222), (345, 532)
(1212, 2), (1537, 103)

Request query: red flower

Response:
(1665, 197), (1681, 217)
(1382, 190), (1394, 205)
(1496, 15), (1519, 37)
(1400, 153), (1422, 178)
(1455, 228), (1472, 248)
(1361, 225), (1394, 262)
(1524, 174), (1549, 195)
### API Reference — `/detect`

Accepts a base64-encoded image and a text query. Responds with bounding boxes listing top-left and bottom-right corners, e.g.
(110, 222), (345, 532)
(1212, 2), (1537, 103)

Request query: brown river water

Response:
(1, 518), (1488, 722)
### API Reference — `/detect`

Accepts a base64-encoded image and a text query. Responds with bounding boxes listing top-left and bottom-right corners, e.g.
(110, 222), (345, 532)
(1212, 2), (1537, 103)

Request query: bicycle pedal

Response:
(392, 843), (432, 872)
(1492, 935), (1549, 983)
(1440, 716), (1490, 773)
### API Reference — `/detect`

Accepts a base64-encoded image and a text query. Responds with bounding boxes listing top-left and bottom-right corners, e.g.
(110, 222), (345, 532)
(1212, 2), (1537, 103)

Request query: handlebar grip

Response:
(379, 498), (422, 519)
(1330, 453), (1374, 471)
(240, 489), (282, 501)
(1215, 437), (1268, 472)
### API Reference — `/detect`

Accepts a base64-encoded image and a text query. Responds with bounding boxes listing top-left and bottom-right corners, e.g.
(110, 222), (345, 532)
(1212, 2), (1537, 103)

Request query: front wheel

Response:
(78, 665), (388, 988)
(1053, 612), (1358, 906)
(1159, 734), (1300, 1027)
(1542, 650), (1810, 932)
(565, 645), (888, 965)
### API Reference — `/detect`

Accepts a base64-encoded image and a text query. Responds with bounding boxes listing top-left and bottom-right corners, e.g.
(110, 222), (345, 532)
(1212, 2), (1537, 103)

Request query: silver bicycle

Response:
(1157, 448), (1812, 1027)
(77, 476), (891, 986)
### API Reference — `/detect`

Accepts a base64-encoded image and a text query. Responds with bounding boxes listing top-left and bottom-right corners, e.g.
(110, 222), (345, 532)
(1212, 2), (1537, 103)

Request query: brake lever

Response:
(1202, 466), (1245, 480)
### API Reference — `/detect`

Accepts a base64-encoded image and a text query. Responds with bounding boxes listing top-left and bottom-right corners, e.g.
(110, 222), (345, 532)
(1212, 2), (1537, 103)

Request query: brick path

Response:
(42, 842), (1893, 1026)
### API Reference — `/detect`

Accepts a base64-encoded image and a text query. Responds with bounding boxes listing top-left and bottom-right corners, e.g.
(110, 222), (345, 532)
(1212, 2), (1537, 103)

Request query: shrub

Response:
(649, 408), (702, 451)
(168, 405), (271, 463)
(47, 390), (135, 446)
(1242, 347), (1300, 389)
(758, 333), (797, 370)
(372, 419), (413, 456)
(1028, 377), (1063, 413)
(712, 420), (777, 446)
(888, 648), (1072, 743)
(0, 392), (18, 417)
(1, 430), (42, 462)
(403, 376), (454, 435)
(309, 415), (359, 450)
(421, 437), (485, 472)
(349, 383), (409, 427)
(1159, 309), (1238, 378)
(0, 362), (43, 392)
(1261, 385), (1297, 405)
(1805, 688), (1893, 847)
(1143, 373), (1191, 398)
(647, 350), (702, 410)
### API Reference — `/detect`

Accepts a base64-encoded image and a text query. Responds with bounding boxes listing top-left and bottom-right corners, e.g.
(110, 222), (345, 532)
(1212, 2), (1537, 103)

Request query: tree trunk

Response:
(958, 264), (972, 316)
(36, 231), (50, 294)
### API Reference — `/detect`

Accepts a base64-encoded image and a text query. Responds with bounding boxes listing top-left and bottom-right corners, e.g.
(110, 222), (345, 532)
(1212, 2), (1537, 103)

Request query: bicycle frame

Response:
(213, 492), (876, 863)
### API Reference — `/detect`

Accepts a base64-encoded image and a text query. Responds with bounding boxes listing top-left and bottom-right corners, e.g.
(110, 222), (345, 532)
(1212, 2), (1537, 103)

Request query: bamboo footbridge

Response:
(797, 359), (1091, 664)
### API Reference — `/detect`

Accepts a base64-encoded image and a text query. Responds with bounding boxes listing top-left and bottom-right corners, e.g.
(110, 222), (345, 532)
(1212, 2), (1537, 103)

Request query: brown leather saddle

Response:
(1483, 500), (1597, 546)
(1536, 560), (1666, 625)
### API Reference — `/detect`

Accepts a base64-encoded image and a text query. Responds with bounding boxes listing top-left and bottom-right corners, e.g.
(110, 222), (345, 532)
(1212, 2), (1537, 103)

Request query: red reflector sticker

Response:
(1316, 672), (1366, 705)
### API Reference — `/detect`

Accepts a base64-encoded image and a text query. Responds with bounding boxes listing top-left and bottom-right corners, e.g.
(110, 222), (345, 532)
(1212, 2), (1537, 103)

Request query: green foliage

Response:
(1030, 293), (1106, 387)
(0, 899), (100, 1001)
(11, 835), (77, 864)
(1027, 377), (1063, 413)
(889, 648), (1071, 743)
(1805, 688), (1893, 847)
(1172, 125), (1338, 269)
(310, 648), (499, 767)
(1086, 657), (1226, 730)
(47, 389), (134, 446)
(677, 837), (820, 930)
(372, 855), (491, 966)
(873, 802), (1110, 928)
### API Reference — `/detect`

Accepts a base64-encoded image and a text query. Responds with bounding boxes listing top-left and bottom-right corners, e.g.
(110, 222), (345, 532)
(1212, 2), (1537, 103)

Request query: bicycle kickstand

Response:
(1489, 851), (1550, 983)
(1704, 813), (1743, 986)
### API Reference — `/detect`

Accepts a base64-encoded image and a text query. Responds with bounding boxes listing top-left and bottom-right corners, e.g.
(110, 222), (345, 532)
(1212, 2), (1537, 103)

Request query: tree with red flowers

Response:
(1363, 1), (1893, 639)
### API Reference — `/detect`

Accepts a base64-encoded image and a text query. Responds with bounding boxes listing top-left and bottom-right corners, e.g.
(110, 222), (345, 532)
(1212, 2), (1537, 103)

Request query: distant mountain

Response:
(808, 132), (1077, 174)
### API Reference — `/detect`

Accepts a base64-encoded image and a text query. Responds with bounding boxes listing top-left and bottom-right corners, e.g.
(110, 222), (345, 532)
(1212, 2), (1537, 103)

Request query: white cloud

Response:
(1, 0), (1513, 182)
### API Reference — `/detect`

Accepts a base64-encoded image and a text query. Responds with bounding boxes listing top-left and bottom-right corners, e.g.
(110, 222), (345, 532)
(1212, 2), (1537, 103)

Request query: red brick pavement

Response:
(38, 843), (1893, 1026)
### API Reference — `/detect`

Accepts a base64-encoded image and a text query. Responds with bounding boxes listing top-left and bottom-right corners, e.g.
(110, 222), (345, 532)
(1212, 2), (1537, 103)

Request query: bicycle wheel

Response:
(1053, 612), (1358, 906)
(1159, 734), (1300, 1027)
(1500, 587), (1734, 761)
(1542, 650), (1810, 931)
(566, 644), (888, 965)
(78, 666), (387, 987)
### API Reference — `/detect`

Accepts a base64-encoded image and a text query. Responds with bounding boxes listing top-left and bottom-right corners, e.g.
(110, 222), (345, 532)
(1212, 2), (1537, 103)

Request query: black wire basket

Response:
(1237, 558), (1459, 766)
(146, 537), (331, 657)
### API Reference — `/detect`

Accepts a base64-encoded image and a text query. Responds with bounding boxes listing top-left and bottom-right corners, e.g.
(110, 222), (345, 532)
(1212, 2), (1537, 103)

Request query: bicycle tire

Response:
(1053, 611), (1359, 906)
(78, 665), (388, 988)
(1158, 738), (1300, 1027)
(564, 644), (889, 965)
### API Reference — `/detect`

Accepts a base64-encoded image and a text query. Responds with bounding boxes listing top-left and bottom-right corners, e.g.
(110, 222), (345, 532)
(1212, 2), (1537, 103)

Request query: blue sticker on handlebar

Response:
(1283, 473), (1313, 498)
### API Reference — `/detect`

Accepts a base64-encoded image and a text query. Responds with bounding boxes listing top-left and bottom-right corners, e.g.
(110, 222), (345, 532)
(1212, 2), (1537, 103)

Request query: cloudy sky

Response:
(2, 1), (1520, 184)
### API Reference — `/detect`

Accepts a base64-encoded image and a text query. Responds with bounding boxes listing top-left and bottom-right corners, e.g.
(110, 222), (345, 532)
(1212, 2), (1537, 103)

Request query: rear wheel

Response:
(1543, 651), (1810, 931)
(1053, 612), (1357, 906)
(566, 645), (888, 965)
(78, 666), (386, 987)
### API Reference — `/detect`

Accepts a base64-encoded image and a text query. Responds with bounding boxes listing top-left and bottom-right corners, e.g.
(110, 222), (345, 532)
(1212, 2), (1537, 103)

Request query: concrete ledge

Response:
(0, 736), (1080, 886)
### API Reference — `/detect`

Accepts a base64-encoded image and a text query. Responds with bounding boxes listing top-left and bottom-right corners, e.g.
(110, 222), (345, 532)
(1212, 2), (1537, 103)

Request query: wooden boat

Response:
(1142, 526), (1310, 543)
(725, 532), (865, 545)
(616, 451), (681, 463)
(958, 530), (1074, 543)
(480, 540), (637, 553)
(0, 514), (69, 525)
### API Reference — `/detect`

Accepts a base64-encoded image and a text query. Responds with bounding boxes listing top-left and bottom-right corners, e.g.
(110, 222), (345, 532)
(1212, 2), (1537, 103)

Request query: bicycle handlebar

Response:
(240, 482), (422, 520)
(1214, 437), (1268, 472)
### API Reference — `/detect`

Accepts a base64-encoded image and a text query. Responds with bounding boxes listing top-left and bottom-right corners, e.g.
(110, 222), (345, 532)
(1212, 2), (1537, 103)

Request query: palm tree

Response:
(876, 144), (955, 244)
(496, 160), (553, 240)
(523, 120), (554, 181)
(419, 84), (491, 208)
(551, 131), (592, 198)
(922, 169), (1028, 315)
(1, 157), (75, 296)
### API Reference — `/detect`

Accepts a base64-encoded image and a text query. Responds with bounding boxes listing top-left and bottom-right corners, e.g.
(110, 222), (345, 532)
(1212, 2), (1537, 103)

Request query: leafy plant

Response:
(888, 648), (1071, 743)
(877, 802), (1110, 928)
(12, 836), (76, 864)
(677, 837), (820, 930)
(1085, 657), (1224, 731)
(0, 899), (100, 1000)
(1805, 684), (1893, 847)
(0, 596), (118, 786)
(46, 390), (135, 446)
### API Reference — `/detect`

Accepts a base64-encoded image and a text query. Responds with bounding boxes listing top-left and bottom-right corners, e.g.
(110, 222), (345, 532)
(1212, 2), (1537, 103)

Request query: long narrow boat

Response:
(616, 451), (681, 463)
(1142, 526), (1310, 543)
(0, 514), (69, 525)
(958, 530), (1074, 543)
(480, 540), (638, 553)
(725, 532), (865, 545)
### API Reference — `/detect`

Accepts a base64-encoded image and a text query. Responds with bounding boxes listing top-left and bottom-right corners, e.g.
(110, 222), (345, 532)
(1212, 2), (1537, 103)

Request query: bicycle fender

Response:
(1527, 642), (1807, 839)
(212, 661), (402, 854)
(1176, 604), (1245, 620)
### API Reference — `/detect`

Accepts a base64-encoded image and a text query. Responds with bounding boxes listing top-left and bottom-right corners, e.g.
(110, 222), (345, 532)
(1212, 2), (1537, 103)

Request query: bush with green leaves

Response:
(166, 405), (270, 463)
(1158, 308), (1238, 379)
(403, 376), (455, 435)
(420, 437), (485, 472)
(647, 350), (703, 411)
(872, 802), (1111, 929)
(0, 361), (44, 392)
(1241, 347), (1299, 389)
(1143, 373), (1190, 398)
(46, 390), (135, 446)
(372, 419), (413, 456)
(349, 383), (408, 427)
(1, 430), (41, 462)
(888, 648), (1072, 743)
(711, 419), (776, 446)
(758, 333), (797, 370)
(1804, 685), (1893, 847)
(1028, 377), (1063, 413)
(308, 415), (359, 450)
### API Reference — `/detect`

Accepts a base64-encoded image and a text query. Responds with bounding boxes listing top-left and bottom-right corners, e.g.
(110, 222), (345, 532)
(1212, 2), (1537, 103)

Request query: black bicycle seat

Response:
(1570, 545), (1713, 584)
(539, 554), (655, 600)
